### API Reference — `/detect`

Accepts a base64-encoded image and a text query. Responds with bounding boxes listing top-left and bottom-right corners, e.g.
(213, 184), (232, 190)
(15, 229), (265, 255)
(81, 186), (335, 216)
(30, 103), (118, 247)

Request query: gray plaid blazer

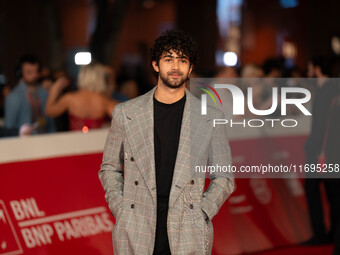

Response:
(99, 86), (234, 255)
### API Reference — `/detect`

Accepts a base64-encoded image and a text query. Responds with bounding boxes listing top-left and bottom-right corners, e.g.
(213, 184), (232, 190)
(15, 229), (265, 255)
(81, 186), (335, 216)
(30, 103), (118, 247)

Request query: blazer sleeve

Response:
(99, 104), (125, 218)
(201, 110), (235, 221)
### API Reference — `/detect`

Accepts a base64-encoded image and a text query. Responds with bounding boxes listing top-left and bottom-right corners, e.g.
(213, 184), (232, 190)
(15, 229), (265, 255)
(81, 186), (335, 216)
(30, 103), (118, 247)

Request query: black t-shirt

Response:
(153, 93), (186, 255)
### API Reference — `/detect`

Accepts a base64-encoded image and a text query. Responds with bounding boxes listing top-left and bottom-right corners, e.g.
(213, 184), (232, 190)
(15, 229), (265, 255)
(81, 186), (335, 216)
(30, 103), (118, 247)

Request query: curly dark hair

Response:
(150, 29), (198, 70)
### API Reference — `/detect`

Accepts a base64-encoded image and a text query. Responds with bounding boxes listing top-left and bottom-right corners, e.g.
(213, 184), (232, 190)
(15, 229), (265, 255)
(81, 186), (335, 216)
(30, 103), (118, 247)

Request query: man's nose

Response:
(172, 59), (180, 70)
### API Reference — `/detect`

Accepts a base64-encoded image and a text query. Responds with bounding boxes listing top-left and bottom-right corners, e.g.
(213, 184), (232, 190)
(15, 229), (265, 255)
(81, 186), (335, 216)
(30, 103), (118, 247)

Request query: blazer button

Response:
(189, 204), (193, 209)
(190, 179), (195, 185)
(130, 157), (134, 161)
(131, 204), (135, 209)
(135, 181), (138, 185)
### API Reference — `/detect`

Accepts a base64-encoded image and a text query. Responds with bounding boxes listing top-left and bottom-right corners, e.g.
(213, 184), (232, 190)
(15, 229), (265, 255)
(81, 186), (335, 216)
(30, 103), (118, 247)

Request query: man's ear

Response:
(189, 64), (193, 75)
(152, 60), (159, 73)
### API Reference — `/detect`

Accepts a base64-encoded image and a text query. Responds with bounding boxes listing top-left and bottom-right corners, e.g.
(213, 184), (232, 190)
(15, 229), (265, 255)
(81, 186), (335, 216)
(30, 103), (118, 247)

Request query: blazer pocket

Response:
(117, 205), (123, 218)
(201, 208), (209, 225)
(112, 196), (123, 220)
(114, 204), (124, 227)
(201, 208), (211, 253)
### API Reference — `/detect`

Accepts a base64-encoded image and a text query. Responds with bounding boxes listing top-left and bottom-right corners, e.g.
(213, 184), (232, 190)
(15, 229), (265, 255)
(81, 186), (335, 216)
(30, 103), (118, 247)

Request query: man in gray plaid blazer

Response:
(99, 30), (234, 255)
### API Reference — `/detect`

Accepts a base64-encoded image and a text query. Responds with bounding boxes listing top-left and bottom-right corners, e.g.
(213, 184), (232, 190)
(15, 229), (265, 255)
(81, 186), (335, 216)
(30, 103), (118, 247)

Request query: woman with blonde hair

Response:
(46, 63), (119, 131)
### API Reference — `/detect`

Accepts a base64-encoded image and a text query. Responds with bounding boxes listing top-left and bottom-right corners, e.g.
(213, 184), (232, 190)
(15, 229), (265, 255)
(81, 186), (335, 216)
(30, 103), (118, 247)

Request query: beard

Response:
(159, 70), (189, 89)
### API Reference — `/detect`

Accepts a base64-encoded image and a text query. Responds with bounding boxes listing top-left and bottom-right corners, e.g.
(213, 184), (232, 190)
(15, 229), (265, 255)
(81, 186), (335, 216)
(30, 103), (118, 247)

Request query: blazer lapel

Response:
(125, 87), (157, 205)
(169, 89), (206, 208)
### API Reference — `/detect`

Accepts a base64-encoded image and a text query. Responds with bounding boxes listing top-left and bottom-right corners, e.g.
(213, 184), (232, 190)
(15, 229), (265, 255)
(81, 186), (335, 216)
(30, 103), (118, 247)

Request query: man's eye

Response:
(181, 59), (188, 63)
(165, 59), (172, 62)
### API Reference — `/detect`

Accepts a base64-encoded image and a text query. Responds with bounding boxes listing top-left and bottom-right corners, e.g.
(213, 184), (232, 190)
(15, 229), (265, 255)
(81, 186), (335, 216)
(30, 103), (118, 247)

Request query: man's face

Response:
(22, 63), (40, 85)
(152, 50), (192, 89)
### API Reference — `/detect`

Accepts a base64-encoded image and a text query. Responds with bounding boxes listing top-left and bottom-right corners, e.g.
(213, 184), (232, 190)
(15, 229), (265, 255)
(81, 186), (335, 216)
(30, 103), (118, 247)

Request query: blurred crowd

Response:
(1, 53), (340, 137)
(0, 54), (155, 137)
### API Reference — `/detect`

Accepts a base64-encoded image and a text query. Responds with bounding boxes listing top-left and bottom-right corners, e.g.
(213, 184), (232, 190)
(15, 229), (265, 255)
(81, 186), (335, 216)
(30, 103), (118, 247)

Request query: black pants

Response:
(333, 219), (340, 255)
(305, 178), (340, 242)
(153, 203), (171, 255)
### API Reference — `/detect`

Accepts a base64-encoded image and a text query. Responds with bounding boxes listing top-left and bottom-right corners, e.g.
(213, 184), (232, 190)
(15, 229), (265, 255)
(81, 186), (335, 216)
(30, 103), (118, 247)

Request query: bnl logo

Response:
(198, 83), (312, 116)
(0, 200), (23, 254)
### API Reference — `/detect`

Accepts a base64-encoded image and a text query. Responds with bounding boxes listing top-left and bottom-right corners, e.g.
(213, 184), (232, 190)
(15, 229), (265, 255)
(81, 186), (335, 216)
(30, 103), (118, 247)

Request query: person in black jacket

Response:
(325, 92), (340, 254)
(304, 56), (340, 245)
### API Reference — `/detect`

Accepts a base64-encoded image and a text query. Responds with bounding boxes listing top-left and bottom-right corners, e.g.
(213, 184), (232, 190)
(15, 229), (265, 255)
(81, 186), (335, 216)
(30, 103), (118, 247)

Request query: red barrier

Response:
(0, 153), (114, 255)
(0, 129), (312, 255)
